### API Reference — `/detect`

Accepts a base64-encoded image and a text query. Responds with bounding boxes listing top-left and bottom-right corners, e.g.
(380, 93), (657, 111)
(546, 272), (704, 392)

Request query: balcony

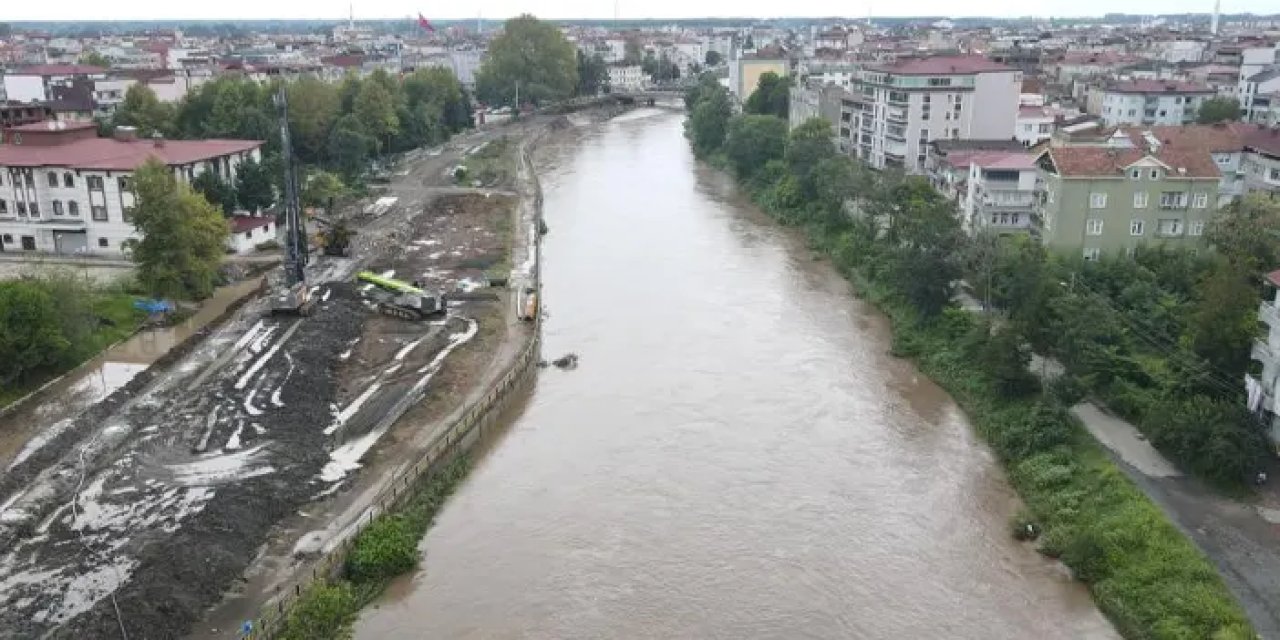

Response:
(886, 106), (908, 122)
(1261, 301), (1280, 329)
(980, 190), (1036, 209)
(884, 139), (907, 157)
(1254, 339), (1275, 367)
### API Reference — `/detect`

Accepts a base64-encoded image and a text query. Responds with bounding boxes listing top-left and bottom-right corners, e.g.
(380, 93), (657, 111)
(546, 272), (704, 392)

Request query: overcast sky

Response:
(3, 0), (1267, 22)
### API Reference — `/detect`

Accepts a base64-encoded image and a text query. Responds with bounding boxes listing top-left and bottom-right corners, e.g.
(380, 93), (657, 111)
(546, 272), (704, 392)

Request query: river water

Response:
(354, 111), (1117, 639)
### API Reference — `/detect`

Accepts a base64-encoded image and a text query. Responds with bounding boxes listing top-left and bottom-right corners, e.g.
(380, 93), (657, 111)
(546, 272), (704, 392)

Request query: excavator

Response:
(357, 271), (447, 320)
(314, 215), (354, 257)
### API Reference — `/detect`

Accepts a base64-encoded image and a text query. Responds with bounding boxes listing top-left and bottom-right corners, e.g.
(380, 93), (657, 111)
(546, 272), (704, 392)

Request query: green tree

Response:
(191, 171), (237, 215)
(744, 71), (792, 119)
(78, 51), (110, 67)
(1186, 258), (1259, 380)
(785, 118), (836, 197)
(287, 77), (340, 165)
(576, 51), (608, 96)
(685, 82), (733, 157)
(0, 281), (71, 386)
(327, 114), (374, 180)
(624, 38), (643, 65)
(353, 78), (400, 152)
(301, 170), (346, 209)
(235, 157), (274, 213)
(127, 159), (229, 300)
(723, 115), (788, 178)
(113, 84), (175, 137)
(1206, 193), (1280, 272)
(1143, 397), (1268, 486)
(1197, 97), (1241, 124)
(474, 15), (577, 106)
(705, 50), (723, 66)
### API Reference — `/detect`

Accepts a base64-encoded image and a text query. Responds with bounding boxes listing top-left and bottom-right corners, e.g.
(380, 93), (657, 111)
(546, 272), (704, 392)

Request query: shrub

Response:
(278, 581), (358, 640)
(346, 514), (419, 584)
(989, 402), (1074, 462)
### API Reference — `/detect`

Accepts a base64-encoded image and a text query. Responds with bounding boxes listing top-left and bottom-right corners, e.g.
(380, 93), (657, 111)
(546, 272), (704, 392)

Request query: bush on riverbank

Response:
(276, 457), (470, 639)
(684, 75), (1254, 639)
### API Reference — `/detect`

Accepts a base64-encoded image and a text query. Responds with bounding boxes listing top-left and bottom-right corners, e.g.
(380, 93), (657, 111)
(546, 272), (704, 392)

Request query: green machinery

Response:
(357, 271), (447, 320)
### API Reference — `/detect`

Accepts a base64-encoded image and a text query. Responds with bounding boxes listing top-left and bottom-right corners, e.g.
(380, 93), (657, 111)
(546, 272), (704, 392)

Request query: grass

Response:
(276, 457), (471, 639)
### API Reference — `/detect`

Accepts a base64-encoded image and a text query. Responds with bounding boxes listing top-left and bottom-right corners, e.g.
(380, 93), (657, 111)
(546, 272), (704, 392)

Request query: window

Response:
(1192, 192), (1208, 208)
(1, 234), (9, 243)
(118, 176), (130, 192)
(87, 176), (104, 190)
(1149, 169), (1160, 180)
(1157, 219), (1184, 236)
(950, 128), (959, 138)
(1083, 247), (1101, 261)
(97, 238), (108, 248)
(1189, 220), (1205, 236)
(47, 172), (58, 187)
(91, 205), (108, 221)
(1130, 219), (1145, 236)
(122, 207), (134, 223)
(21, 236), (35, 251)
(1046, 189), (1054, 204)
(1086, 218), (1104, 235)
(1089, 193), (1107, 208)
(1159, 192), (1188, 209)
(24, 173), (33, 187)
(63, 172), (74, 187)
(1133, 191), (1148, 208)
(16, 202), (26, 215)
(68, 200), (78, 216)
(28, 203), (39, 217)
(1130, 168), (1141, 180)
(245, 231), (253, 240)
(52, 200), (63, 215)
(0, 199), (5, 214)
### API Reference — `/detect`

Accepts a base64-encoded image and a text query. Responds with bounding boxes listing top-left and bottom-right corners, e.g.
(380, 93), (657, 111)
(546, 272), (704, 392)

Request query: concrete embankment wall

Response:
(248, 142), (545, 639)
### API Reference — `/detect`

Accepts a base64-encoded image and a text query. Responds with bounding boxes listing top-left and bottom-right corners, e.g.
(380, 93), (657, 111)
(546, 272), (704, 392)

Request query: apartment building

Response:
(1241, 127), (1280, 198)
(926, 140), (1035, 234)
(728, 52), (788, 100)
(1243, 68), (1280, 123)
(1247, 270), (1280, 454)
(607, 65), (645, 92)
(1, 64), (108, 103)
(849, 55), (1020, 172)
(1036, 142), (1220, 258)
(1100, 80), (1215, 126)
(0, 121), (261, 257)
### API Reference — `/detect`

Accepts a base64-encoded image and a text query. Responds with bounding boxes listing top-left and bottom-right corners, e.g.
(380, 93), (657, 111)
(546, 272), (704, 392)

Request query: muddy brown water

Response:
(353, 111), (1118, 639)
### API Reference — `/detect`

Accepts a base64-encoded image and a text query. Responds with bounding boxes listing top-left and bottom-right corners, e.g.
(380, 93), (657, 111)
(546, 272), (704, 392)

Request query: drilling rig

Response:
(270, 85), (314, 316)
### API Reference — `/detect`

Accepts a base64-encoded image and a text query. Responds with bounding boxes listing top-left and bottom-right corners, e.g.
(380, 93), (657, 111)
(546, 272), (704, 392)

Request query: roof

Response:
(1044, 146), (1220, 179)
(11, 64), (107, 76)
(1056, 51), (1141, 66)
(931, 139), (1027, 154)
(1266, 269), (1280, 288)
(230, 215), (273, 233)
(9, 120), (95, 132)
(866, 55), (1011, 75)
(945, 150), (1038, 171)
(1243, 126), (1280, 157)
(1122, 123), (1258, 154)
(1019, 105), (1051, 118)
(0, 137), (262, 170)
(1105, 79), (1214, 94)
(1248, 67), (1280, 84)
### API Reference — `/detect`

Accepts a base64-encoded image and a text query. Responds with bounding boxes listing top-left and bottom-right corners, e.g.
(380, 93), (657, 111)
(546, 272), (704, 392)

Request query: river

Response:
(353, 110), (1117, 639)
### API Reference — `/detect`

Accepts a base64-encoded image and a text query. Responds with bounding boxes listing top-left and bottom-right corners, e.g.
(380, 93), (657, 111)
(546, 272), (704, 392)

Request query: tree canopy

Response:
(1197, 97), (1241, 124)
(475, 15), (577, 106)
(78, 51), (110, 67)
(235, 157), (275, 213)
(744, 72), (792, 119)
(576, 51), (609, 96)
(113, 84), (175, 138)
(127, 159), (229, 300)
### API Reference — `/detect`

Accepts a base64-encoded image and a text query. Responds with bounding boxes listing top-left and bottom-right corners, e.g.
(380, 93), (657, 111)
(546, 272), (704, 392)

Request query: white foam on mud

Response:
(231, 320), (267, 352)
(271, 354), (295, 407)
(320, 319), (478, 483)
(235, 340), (285, 390)
(456, 278), (483, 293)
(243, 389), (263, 416)
(394, 336), (427, 361)
(8, 418), (75, 470)
(428, 251), (445, 260)
(167, 443), (275, 486)
(322, 288), (332, 302)
(248, 325), (278, 354)
(413, 239), (441, 247)
(250, 422), (266, 435)
(324, 382), (384, 435)
(224, 422), (244, 451)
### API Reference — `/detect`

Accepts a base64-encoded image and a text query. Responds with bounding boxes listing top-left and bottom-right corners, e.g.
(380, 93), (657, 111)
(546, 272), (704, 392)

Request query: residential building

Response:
(1243, 67), (1280, 123)
(1100, 80), (1215, 126)
(227, 215), (277, 254)
(949, 150), (1039, 234)
(1016, 105), (1055, 147)
(1241, 127), (1280, 198)
(787, 82), (844, 132)
(728, 52), (788, 100)
(849, 55), (1020, 173)
(1, 65), (108, 103)
(0, 122), (261, 257)
(1247, 270), (1280, 454)
(1036, 142), (1220, 257)
(607, 65), (645, 92)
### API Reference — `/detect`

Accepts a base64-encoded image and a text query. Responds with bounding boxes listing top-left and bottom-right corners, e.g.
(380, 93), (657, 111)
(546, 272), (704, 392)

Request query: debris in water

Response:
(552, 353), (579, 370)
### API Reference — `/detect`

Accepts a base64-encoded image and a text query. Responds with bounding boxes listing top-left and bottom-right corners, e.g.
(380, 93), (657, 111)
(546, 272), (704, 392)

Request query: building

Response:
(1035, 141), (1220, 258)
(849, 55), (1021, 173)
(1248, 270), (1280, 454)
(227, 215), (276, 254)
(1241, 127), (1280, 198)
(1100, 80), (1215, 127)
(1243, 67), (1280, 123)
(947, 149), (1040, 234)
(728, 53), (788, 100)
(607, 65), (645, 92)
(0, 122), (261, 257)
(788, 82), (845, 132)
(1016, 105), (1055, 147)
(1, 64), (108, 103)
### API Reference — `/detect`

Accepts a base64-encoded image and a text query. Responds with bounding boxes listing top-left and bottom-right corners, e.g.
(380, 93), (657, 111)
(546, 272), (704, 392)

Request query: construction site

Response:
(0, 105), (574, 638)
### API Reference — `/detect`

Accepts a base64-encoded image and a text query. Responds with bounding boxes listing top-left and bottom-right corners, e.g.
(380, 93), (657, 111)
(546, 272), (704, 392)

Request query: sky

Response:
(2, 0), (1271, 22)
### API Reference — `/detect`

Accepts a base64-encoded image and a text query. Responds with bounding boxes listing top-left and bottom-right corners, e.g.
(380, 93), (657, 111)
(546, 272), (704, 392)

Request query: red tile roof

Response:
(1106, 79), (1214, 94)
(0, 137), (262, 170)
(229, 215), (273, 233)
(9, 120), (96, 132)
(1244, 126), (1280, 157)
(945, 150), (1038, 171)
(1265, 269), (1280, 288)
(12, 64), (107, 76)
(867, 55), (1011, 75)
(1122, 122), (1257, 153)
(1045, 146), (1221, 179)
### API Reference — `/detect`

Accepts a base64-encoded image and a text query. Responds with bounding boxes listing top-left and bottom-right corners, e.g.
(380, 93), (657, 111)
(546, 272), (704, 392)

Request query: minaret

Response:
(348, 2), (354, 30)
(1211, 0), (1221, 35)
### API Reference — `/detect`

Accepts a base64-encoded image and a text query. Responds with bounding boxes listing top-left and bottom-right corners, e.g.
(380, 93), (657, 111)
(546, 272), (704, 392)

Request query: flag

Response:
(417, 13), (435, 32)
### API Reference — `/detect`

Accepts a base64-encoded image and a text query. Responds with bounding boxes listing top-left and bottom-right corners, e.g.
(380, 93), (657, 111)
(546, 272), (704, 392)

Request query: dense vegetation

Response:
(685, 72), (1258, 639)
(475, 14), (578, 106)
(128, 159), (230, 300)
(277, 458), (470, 640)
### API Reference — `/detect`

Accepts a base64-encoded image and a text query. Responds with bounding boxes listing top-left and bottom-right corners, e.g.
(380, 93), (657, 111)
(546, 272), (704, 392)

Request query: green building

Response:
(1035, 144), (1220, 259)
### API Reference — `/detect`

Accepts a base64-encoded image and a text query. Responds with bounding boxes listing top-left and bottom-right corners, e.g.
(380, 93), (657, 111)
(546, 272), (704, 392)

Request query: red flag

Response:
(417, 13), (435, 32)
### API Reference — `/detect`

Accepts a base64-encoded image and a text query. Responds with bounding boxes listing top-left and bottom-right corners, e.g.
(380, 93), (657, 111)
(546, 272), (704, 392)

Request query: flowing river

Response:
(354, 110), (1117, 639)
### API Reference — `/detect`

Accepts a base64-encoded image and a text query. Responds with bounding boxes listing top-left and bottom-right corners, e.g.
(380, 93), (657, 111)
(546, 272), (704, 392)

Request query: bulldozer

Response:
(357, 271), (447, 320)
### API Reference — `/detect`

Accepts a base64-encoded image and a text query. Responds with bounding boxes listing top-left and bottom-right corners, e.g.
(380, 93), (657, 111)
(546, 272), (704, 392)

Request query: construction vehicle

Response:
(270, 85), (314, 316)
(314, 215), (355, 257)
(357, 271), (447, 320)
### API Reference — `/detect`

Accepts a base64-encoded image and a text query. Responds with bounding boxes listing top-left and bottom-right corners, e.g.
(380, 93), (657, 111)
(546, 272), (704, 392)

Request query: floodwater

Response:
(0, 276), (262, 470)
(354, 111), (1117, 639)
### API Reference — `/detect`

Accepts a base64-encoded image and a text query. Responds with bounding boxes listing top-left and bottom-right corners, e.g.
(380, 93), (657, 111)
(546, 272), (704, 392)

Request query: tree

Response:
(744, 72), (792, 119)
(127, 159), (229, 300)
(353, 79), (400, 152)
(624, 38), (643, 65)
(1206, 194), (1280, 273)
(113, 84), (174, 137)
(685, 82), (733, 157)
(191, 171), (237, 215)
(705, 50), (723, 66)
(723, 115), (788, 178)
(785, 118), (837, 197)
(79, 51), (110, 67)
(301, 170), (346, 209)
(1186, 258), (1259, 380)
(235, 157), (275, 213)
(474, 15), (577, 107)
(327, 114), (374, 180)
(287, 77), (341, 165)
(576, 51), (608, 96)
(1197, 97), (1241, 124)
(0, 281), (71, 386)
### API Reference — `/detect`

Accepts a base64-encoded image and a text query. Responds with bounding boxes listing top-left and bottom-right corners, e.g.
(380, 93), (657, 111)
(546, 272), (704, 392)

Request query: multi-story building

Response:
(728, 51), (788, 100)
(1241, 127), (1280, 198)
(1036, 141), (1220, 258)
(787, 82), (844, 131)
(849, 55), (1020, 173)
(607, 65), (644, 92)
(1243, 67), (1280, 123)
(2, 65), (109, 104)
(1099, 80), (1215, 126)
(926, 140), (1035, 234)
(0, 121), (261, 257)
(1247, 270), (1280, 454)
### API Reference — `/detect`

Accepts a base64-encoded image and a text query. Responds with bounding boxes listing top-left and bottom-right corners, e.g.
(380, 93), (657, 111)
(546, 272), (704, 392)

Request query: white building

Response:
(2, 64), (108, 103)
(850, 55), (1021, 173)
(0, 122), (261, 257)
(227, 215), (277, 254)
(1248, 270), (1280, 454)
(1242, 67), (1280, 124)
(607, 65), (645, 92)
(1100, 80), (1215, 126)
